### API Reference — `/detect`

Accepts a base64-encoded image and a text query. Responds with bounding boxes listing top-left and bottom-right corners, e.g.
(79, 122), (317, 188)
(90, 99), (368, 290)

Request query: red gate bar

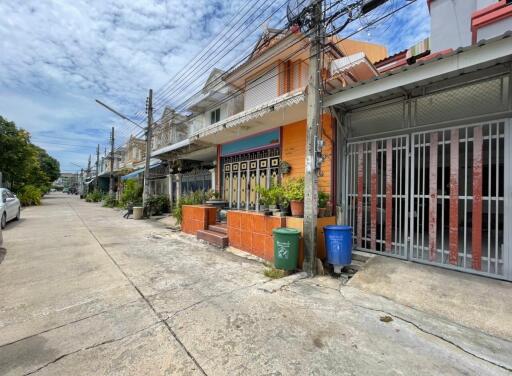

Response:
(449, 129), (459, 265)
(370, 141), (377, 250)
(357, 144), (364, 248)
(429, 132), (438, 262)
(385, 139), (393, 251)
(472, 126), (483, 270)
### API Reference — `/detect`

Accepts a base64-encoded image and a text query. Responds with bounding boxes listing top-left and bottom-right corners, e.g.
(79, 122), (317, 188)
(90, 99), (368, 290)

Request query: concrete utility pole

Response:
(95, 144), (100, 191)
(109, 126), (115, 197)
(143, 89), (153, 207)
(303, 0), (324, 276)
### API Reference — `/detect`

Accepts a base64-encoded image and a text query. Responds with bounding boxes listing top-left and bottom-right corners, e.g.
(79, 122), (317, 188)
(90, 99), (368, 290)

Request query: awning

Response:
(121, 162), (163, 181)
(323, 32), (512, 108)
(152, 139), (191, 158)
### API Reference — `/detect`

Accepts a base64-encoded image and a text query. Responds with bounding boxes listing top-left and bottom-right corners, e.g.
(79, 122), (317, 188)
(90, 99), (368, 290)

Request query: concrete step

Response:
(208, 224), (227, 234)
(197, 229), (229, 248)
(352, 250), (374, 263)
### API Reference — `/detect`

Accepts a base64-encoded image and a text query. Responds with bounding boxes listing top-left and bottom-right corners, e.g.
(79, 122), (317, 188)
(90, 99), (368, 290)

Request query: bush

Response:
(85, 190), (103, 203)
(145, 195), (170, 216)
(120, 180), (143, 208)
(283, 177), (304, 201)
(17, 185), (42, 206)
(102, 195), (118, 208)
(318, 191), (329, 208)
(173, 190), (205, 224)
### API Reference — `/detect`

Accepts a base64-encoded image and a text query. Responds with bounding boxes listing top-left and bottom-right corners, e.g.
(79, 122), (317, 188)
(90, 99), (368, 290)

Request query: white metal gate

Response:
(410, 121), (508, 279)
(344, 135), (409, 258)
(345, 120), (511, 280)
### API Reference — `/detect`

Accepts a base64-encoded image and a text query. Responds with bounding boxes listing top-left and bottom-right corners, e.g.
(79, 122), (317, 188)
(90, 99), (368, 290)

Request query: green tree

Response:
(0, 116), (60, 193)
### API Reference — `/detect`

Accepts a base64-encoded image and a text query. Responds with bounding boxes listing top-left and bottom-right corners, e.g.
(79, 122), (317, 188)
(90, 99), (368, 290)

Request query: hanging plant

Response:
(279, 161), (291, 175)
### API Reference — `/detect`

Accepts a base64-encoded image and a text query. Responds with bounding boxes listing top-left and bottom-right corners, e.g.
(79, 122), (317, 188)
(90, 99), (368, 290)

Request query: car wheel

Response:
(1, 213), (6, 229)
(15, 208), (21, 221)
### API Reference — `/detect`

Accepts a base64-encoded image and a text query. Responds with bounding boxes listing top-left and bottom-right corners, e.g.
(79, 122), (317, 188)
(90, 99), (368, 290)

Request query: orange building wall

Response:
(281, 114), (334, 196)
(334, 38), (388, 64)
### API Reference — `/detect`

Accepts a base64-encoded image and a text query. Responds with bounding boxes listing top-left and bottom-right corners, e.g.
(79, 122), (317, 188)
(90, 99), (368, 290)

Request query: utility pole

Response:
(109, 126), (115, 197)
(303, 0), (324, 276)
(87, 155), (92, 178)
(95, 144), (100, 191)
(143, 89), (153, 208)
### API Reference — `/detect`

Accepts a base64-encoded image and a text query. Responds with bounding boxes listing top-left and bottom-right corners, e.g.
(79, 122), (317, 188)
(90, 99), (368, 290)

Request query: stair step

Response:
(352, 250), (374, 263)
(208, 224), (227, 234)
(197, 229), (229, 248)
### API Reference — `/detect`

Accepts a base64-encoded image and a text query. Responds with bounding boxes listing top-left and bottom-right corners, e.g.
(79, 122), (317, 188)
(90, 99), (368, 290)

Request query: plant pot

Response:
(318, 207), (326, 218)
(269, 204), (277, 210)
(290, 200), (304, 217)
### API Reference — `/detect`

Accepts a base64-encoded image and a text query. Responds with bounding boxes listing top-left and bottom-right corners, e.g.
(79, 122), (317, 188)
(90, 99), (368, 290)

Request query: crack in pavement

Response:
(333, 289), (512, 373)
(164, 282), (260, 322)
(0, 297), (142, 349)
(68, 202), (208, 376)
(22, 321), (162, 376)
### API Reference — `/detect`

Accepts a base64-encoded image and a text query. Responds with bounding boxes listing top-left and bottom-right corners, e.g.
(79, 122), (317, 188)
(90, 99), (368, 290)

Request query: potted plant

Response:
(283, 178), (304, 217)
(318, 191), (329, 217)
(256, 186), (272, 215)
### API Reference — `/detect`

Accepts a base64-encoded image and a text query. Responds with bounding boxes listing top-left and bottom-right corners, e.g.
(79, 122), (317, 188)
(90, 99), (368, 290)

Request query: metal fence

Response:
(341, 69), (511, 280)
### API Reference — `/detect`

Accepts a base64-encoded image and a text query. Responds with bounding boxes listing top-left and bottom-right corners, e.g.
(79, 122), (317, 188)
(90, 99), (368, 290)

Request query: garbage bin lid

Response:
(273, 228), (301, 235)
(324, 225), (352, 231)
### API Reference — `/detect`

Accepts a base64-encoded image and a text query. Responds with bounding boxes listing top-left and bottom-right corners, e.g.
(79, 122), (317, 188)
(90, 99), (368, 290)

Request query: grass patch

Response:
(264, 268), (288, 279)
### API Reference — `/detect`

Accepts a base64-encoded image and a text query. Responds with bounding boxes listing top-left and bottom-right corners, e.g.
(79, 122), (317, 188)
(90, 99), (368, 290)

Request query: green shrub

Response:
(145, 195), (170, 216)
(102, 195), (118, 208)
(17, 185), (42, 206)
(173, 190), (205, 224)
(120, 180), (143, 208)
(283, 177), (304, 201)
(318, 191), (329, 208)
(85, 190), (103, 203)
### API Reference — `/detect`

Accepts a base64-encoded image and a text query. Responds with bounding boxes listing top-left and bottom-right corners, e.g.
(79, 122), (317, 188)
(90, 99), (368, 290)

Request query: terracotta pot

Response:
(290, 200), (304, 217)
(318, 207), (326, 218)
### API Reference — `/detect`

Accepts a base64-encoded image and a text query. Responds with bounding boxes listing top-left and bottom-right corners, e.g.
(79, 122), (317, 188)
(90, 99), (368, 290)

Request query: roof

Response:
(323, 31), (512, 108)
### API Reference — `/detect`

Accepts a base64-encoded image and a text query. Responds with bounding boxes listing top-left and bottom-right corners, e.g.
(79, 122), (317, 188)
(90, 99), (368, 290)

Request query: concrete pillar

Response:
(175, 173), (182, 203)
(168, 173), (173, 209)
(209, 168), (216, 192)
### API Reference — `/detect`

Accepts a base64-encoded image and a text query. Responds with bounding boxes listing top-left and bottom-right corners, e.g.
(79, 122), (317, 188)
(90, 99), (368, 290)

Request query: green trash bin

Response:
(272, 228), (300, 270)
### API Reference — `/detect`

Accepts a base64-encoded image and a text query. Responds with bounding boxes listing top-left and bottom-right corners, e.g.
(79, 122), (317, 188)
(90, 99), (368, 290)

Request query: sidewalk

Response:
(0, 193), (510, 375)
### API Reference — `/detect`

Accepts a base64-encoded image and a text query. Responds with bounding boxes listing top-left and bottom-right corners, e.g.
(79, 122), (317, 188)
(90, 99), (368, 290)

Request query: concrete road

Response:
(0, 193), (510, 375)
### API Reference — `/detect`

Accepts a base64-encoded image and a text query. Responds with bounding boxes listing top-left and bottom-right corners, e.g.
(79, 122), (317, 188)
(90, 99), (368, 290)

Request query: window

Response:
(210, 108), (220, 124)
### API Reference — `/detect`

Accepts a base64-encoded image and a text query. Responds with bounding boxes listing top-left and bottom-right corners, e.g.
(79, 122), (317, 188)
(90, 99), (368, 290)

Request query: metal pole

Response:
(95, 144), (100, 191)
(303, 0), (324, 276)
(109, 126), (115, 197)
(143, 89), (153, 208)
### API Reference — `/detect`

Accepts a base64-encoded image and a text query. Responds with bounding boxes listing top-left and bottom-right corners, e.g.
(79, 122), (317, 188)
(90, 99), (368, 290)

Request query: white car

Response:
(1, 188), (21, 229)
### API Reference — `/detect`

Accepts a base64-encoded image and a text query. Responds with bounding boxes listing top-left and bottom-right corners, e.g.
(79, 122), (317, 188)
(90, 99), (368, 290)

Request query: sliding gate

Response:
(344, 121), (510, 280)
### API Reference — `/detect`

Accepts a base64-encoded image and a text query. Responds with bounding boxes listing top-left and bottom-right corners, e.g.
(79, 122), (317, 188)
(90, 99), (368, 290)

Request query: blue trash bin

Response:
(324, 225), (353, 267)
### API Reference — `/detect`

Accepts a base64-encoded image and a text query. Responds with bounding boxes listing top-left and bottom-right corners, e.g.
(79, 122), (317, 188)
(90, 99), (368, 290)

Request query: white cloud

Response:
(0, 0), (430, 173)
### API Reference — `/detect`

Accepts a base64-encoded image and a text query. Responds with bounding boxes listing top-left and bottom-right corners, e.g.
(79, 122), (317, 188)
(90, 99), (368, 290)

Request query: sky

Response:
(0, 0), (430, 174)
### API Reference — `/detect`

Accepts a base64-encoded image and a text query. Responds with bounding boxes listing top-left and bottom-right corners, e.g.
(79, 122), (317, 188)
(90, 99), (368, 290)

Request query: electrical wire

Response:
(102, 0), (417, 163)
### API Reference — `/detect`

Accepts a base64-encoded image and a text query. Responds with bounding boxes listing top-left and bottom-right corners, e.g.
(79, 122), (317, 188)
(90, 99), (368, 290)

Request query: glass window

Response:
(210, 108), (220, 124)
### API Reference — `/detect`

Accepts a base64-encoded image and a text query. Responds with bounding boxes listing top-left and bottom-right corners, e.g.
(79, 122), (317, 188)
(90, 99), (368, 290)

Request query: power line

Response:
(111, 0), (415, 156)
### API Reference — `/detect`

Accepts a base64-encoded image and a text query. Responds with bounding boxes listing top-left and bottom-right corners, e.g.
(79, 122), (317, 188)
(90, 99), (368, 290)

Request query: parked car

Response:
(0, 188), (21, 229)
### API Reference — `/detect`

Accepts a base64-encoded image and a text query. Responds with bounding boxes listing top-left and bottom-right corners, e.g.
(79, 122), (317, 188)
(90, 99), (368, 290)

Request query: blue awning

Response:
(121, 168), (144, 181)
(121, 162), (163, 181)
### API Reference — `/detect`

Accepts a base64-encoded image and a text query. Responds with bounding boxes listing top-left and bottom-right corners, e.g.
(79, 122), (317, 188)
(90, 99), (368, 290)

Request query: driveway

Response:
(0, 193), (510, 375)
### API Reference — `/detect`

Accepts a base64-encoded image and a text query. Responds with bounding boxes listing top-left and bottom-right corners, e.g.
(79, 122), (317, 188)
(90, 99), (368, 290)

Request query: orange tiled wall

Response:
(182, 205), (217, 235)
(281, 114), (334, 194)
(227, 211), (286, 261)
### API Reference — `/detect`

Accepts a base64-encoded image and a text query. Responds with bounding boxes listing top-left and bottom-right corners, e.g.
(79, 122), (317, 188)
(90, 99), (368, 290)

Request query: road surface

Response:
(0, 193), (510, 375)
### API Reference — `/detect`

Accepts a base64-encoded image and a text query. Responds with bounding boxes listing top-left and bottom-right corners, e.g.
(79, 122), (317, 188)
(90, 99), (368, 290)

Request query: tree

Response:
(0, 116), (60, 193)
(33, 146), (60, 184)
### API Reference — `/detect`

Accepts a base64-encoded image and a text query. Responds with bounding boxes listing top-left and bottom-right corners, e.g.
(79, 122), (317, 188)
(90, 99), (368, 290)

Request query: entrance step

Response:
(208, 224), (228, 235)
(197, 229), (229, 248)
(352, 250), (375, 263)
